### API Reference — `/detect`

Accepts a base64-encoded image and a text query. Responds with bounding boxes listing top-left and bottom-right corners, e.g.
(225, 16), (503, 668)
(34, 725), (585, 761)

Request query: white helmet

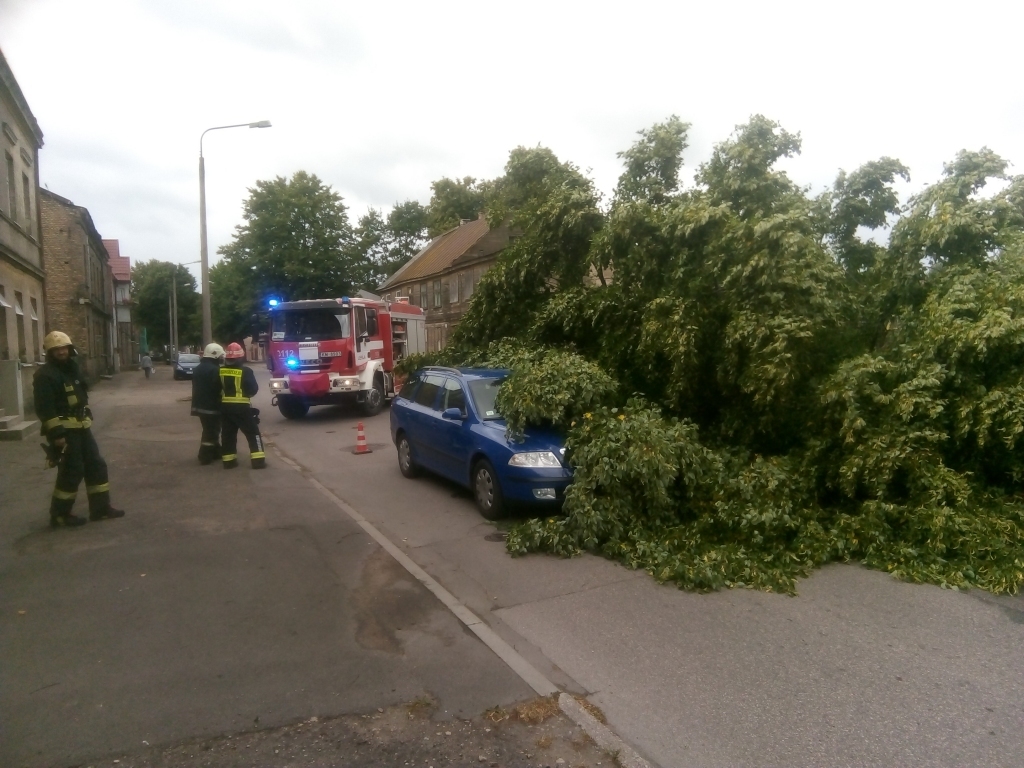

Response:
(203, 343), (226, 360)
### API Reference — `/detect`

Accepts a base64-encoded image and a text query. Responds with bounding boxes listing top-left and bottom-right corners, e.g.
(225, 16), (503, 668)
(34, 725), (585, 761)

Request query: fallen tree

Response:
(399, 117), (1024, 594)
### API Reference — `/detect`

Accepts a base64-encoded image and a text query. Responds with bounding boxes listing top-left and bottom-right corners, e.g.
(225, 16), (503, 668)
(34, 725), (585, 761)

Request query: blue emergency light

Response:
(286, 357), (299, 369)
(268, 299), (279, 307)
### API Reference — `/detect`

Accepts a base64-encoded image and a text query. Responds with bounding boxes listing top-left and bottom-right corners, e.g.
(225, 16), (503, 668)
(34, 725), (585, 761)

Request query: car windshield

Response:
(272, 308), (351, 341)
(467, 377), (505, 420)
(178, 355), (200, 363)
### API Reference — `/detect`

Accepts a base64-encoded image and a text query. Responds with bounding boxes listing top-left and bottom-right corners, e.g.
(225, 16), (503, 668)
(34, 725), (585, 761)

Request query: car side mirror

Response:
(441, 407), (465, 421)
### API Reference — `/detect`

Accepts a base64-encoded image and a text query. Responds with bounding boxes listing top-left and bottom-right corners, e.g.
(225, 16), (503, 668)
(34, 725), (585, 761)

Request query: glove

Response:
(250, 407), (261, 425)
(41, 442), (66, 469)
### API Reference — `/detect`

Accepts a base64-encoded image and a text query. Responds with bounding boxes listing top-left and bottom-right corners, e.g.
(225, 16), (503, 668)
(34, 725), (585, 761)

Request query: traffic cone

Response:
(354, 422), (372, 455)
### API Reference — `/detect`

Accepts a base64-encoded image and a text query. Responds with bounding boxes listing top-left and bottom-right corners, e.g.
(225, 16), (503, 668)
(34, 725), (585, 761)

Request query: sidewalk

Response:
(0, 367), (615, 768)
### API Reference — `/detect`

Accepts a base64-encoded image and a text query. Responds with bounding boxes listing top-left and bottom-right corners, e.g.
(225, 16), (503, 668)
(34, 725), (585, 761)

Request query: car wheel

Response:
(277, 396), (309, 420)
(473, 459), (505, 520)
(397, 433), (418, 478)
(362, 375), (385, 417)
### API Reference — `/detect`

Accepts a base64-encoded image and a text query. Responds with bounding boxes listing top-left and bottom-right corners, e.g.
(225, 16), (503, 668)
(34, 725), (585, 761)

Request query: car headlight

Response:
(508, 451), (561, 468)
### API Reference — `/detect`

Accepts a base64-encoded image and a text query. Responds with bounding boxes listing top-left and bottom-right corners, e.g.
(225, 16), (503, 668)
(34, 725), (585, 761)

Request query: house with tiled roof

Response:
(103, 239), (136, 371)
(379, 214), (517, 351)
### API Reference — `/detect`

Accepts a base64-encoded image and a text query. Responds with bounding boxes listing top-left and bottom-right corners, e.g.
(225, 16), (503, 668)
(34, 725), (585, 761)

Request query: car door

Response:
(403, 374), (445, 472)
(434, 377), (475, 485)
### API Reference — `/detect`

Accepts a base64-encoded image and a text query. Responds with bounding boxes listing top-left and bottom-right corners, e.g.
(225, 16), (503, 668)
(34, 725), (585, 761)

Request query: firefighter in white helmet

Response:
(191, 342), (225, 464)
(34, 331), (125, 528)
(219, 342), (266, 469)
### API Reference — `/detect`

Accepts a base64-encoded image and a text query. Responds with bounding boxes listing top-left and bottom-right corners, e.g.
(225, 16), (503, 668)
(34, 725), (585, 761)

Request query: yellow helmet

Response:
(43, 331), (75, 352)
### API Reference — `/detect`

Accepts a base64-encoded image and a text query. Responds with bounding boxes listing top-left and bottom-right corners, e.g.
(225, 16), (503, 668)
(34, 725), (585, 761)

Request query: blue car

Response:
(389, 367), (572, 519)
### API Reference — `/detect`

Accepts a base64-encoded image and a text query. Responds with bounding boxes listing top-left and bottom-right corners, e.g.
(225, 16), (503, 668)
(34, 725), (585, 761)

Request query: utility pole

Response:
(172, 274), (178, 354)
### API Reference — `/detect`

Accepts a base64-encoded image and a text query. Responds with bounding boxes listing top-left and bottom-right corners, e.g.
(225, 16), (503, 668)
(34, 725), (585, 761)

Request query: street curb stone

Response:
(272, 444), (657, 768)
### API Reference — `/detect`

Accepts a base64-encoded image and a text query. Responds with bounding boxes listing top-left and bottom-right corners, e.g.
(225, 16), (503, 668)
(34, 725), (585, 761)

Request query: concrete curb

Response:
(273, 445), (655, 768)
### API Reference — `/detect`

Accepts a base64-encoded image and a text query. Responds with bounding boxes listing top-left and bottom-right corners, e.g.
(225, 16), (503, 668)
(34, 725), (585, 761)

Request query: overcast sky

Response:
(1, 0), (1021, 283)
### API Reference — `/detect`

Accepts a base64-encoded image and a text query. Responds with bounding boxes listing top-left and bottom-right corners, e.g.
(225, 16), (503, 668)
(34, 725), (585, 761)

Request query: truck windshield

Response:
(468, 377), (505, 420)
(272, 309), (351, 341)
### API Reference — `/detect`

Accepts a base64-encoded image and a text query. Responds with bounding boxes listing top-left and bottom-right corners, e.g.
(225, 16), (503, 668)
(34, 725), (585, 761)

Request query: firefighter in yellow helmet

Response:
(219, 342), (266, 469)
(34, 331), (125, 528)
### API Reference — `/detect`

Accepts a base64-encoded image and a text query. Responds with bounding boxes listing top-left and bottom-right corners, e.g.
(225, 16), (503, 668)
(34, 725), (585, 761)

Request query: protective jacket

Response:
(34, 358), (92, 442)
(191, 358), (223, 415)
(219, 362), (258, 409)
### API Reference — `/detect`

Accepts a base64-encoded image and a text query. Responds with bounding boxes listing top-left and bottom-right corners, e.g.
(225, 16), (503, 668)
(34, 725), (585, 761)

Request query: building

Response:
(103, 238), (135, 371)
(39, 189), (115, 382)
(0, 47), (45, 420)
(379, 214), (516, 351)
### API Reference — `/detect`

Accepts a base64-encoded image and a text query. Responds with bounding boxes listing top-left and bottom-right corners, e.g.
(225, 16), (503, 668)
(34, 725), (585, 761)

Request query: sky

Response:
(1, 0), (1022, 284)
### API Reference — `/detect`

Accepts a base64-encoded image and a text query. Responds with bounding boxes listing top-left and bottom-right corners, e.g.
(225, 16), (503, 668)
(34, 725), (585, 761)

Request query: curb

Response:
(272, 445), (655, 768)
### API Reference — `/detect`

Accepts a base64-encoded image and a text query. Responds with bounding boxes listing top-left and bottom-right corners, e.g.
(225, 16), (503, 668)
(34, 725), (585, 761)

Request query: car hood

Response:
(480, 420), (566, 454)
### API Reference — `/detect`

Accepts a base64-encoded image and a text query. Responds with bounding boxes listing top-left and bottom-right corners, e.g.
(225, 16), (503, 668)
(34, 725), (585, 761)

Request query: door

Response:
(403, 374), (445, 472)
(434, 377), (475, 484)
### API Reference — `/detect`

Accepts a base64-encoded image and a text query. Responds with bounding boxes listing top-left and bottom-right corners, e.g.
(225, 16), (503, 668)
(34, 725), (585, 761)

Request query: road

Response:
(0, 367), (615, 768)
(250, 366), (1024, 768)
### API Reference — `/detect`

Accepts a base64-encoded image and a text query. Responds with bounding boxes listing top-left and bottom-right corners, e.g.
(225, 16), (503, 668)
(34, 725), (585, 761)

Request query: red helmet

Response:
(224, 342), (245, 360)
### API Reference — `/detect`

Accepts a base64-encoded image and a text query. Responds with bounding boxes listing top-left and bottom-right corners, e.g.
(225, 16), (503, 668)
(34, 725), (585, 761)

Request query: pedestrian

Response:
(141, 352), (153, 379)
(34, 331), (126, 528)
(192, 342), (225, 465)
(219, 342), (266, 470)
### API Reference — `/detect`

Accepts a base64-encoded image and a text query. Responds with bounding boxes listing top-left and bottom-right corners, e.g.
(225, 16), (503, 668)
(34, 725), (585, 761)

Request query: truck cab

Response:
(266, 297), (424, 419)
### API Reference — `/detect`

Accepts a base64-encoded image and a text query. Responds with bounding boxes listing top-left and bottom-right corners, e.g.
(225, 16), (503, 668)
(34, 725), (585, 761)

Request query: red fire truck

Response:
(266, 296), (425, 419)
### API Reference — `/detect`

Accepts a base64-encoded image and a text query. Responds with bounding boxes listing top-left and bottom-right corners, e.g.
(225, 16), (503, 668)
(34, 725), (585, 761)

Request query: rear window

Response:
(468, 377), (504, 420)
(178, 355), (200, 363)
(272, 308), (351, 341)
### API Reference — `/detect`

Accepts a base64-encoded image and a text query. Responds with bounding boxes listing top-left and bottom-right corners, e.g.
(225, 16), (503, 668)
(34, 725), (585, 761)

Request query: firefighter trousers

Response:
(197, 414), (221, 464)
(49, 429), (113, 519)
(221, 407), (266, 468)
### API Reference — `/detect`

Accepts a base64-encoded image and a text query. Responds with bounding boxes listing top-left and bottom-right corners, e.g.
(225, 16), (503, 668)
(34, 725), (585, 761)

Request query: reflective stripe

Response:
(52, 489), (77, 500)
(43, 417), (61, 429)
(201, 441), (217, 446)
(67, 395), (79, 406)
(222, 454), (237, 462)
(86, 483), (110, 494)
(220, 368), (249, 404)
(59, 417), (92, 429)
(64, 385), (75, 392)
(250, 451), (266, 459)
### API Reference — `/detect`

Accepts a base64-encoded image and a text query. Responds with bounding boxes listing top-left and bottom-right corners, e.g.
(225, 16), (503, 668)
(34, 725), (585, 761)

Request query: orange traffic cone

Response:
(354, 422), (372, 455)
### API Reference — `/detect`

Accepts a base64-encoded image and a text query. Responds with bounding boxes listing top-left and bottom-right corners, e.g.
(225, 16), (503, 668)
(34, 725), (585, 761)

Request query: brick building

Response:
(103, 238), (135, 370)
(379, 215), (517, 351)
(39, 189), (115, 382)
(0, 47), (46, 420)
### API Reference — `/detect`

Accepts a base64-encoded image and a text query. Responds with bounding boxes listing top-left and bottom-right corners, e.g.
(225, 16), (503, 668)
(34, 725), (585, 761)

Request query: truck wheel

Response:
(473, 459), (505, 520)
(362, 376), (385, 417)
(277, 396), (309, 420)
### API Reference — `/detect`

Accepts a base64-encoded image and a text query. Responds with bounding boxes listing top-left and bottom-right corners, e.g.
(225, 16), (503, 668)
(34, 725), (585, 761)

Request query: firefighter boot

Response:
(223, 455), (239, 469)
(251, 456), (266, 469)
(90, 507), (126, 521)
(49, 495), (86, 529)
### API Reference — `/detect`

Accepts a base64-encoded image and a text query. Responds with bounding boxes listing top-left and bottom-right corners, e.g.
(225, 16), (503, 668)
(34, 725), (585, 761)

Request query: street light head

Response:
(249, 120), (272, 129)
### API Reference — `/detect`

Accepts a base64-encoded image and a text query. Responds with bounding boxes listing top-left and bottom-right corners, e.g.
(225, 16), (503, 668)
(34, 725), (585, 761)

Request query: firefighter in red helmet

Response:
(219, 342), (266, 469)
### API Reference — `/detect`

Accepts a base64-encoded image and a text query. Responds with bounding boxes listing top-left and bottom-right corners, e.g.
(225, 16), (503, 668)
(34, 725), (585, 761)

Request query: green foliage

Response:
(353, 200), (428, 290)
(131, 260), (200, 347)
(427, 177), (486, 236)
(457, 116), (1024, 595)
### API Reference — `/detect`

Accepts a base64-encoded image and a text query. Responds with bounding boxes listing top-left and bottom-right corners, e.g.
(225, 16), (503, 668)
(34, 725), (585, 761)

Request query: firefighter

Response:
(220, 342), (266, 469)
(34, 331), (125, 528)
(192, 342), (225, 465)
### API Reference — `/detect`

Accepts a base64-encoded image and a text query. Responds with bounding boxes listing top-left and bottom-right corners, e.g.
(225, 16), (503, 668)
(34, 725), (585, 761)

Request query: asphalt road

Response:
(247, 366), (1024, 768)
(0, 368), (552, 768)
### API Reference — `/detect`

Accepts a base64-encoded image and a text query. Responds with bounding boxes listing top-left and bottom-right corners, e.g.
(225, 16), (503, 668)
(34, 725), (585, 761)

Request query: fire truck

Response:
(265, 296), (425, 419)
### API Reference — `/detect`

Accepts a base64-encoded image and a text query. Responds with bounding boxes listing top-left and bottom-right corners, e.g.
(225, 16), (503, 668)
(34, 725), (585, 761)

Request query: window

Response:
(29, 297), (39, 361)
(443, 377), (466, 413)
(419, 283), (427, 309)
(22, 173), (31, 234)
(468, 377), (504, 420)
(5, 153), (15, 222)
(0, 285), (10, 360)
(272, 308), (351, 341)
(14, 291), (26, 361)
(365, 308), (379, 336)
(464, 271), (474, 301)
(450, 275), (459, 304)
(413, 374), (444, 409)
(433, 280), (442, 307)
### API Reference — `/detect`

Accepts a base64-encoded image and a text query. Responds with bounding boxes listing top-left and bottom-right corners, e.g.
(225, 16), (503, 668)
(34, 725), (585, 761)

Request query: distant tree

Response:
(130, 260), (200, 347)
(427, 176), (485, 235)
(614, 115), (690, 205)
(352, 200), (429, 290)
(213, 171), (358, 338)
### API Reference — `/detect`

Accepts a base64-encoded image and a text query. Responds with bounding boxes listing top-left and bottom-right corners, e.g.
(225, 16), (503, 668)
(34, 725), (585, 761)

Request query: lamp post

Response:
(199, 120), (271, 345)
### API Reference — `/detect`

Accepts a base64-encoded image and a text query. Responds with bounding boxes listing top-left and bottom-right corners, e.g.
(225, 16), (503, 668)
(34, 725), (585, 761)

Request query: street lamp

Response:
(199, 120), (272, 345)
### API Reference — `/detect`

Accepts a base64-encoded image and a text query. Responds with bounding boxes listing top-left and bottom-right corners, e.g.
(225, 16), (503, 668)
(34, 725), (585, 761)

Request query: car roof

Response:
(419, 366), (508, 381)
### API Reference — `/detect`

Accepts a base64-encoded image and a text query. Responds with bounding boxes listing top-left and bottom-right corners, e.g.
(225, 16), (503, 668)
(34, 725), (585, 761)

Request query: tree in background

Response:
(131, 260), (200, 348)
(352, 200), (429, 290)
(427, 176), (486, 235)
(213, 172), (357, 341)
